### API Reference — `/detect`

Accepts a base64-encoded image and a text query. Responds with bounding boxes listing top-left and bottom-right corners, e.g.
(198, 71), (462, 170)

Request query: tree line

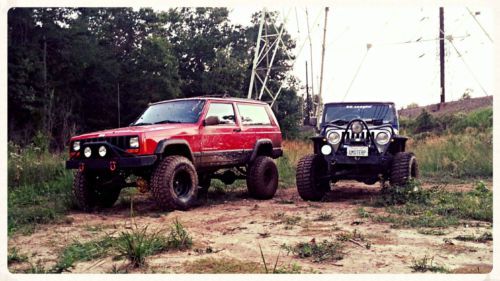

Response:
(8, 8), (304, 150)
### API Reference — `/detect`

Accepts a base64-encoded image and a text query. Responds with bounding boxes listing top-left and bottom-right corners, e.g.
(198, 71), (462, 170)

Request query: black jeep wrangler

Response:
(296, 102), (419, 201)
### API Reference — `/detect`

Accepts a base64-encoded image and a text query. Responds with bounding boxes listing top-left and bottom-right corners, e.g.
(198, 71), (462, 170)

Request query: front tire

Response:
(296, 154), (330, 201)
(72, 171), (123, 212)
(151, 156), (198, 210)
(247, 156), (279, 199)
(389, 152), (419, 186)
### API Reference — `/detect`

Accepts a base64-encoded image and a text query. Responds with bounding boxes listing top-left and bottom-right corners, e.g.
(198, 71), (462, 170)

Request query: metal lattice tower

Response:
(247, 8), (292, 106)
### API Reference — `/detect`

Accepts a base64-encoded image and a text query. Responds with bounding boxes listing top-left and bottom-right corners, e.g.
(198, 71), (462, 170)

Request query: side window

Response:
(237, 104), (272, 126)
(205, 103), (236, 125)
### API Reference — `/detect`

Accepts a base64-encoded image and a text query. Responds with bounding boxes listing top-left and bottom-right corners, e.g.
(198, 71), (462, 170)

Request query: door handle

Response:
(233, 128), (242, 132)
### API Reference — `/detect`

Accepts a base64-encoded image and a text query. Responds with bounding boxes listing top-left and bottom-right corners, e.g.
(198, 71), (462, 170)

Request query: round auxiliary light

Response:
(321, 145), (333, 155)
(84, 147), (92, 158)
(376, 131), (391, 145)
(351, 121), (363, 134)
(98, 146), (107, 157)
(327, 131), (341, 145)
(73, 141), (81, 151)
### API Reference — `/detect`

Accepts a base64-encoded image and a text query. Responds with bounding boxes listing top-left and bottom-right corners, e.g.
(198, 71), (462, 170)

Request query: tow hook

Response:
(79, 163), (85, 172)
(110, 161), (117, 171)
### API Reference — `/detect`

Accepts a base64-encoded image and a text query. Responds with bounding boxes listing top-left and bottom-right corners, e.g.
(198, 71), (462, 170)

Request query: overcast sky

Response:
(228, 5), (494, 108)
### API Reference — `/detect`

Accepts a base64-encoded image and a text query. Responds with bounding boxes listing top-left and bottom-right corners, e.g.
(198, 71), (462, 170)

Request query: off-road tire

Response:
(247, 156), (278, 199)
(73, 171), (122, 211)
(296, 154), (330, 201)
(151, 156), (198, 210)
(390, 152), (419, 186)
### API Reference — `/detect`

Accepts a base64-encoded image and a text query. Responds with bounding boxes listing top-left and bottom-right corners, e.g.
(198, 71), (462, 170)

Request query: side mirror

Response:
(309, 117), (318, 127)
(204, 116), (220, 126)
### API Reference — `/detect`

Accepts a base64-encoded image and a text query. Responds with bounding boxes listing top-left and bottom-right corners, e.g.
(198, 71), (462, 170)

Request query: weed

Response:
(454, 232), (492, 243)
(282, 239), (344, 262)
(271, 212), (285, 220)
(357, 207), (371, 218)
(411, 255), (449, 273)
(24, 260), (49, 274)
(115, 225), (167, 268)
(166, 219), (193, 250)
(8, 247), (28, 265)
(315, 212), (333, 221)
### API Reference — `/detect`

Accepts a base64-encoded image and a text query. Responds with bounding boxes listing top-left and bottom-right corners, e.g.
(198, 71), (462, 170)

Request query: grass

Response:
(165, 218), (193, 250)
(410, 255), (449, 273)
(272, 212), (302, 229)
(52, 236), (116, 272)
(367, 180), (492, 229)
(115, 225), (168, 267)
(454, 232), (492, 243)
(315, 212), (333, 221)
(282, 239), (344, 263)
(183, 257), (263, 273)
(8, 247), (28, 265)
(8, 142), (74, 235)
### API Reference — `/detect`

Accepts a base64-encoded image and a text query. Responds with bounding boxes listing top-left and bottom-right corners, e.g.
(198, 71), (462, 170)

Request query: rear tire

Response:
(389, 152), (419, 186)
(247, 156), (278, 199)
(151, 156), (198, 210)
(296, 154), (330, 201)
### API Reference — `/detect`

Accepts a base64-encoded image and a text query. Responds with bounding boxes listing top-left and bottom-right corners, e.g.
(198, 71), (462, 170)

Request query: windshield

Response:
(132, 100), (206, 125)
(323, 103), (397, 125)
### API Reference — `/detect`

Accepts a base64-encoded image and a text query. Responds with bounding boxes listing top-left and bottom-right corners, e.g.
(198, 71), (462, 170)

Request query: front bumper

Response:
(327, 154), (392, 165)
(66, 155), (157, 170)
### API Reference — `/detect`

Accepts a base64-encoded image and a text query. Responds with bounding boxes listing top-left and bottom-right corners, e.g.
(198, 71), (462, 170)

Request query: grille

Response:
(341, 131), (375, 141)
(80, 136), (133, 150)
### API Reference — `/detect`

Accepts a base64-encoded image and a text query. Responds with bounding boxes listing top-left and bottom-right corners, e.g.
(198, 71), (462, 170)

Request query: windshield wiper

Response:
(154, 120), (182, 124)
(131, 122), (152, 126)
(327, 119), (348, 125)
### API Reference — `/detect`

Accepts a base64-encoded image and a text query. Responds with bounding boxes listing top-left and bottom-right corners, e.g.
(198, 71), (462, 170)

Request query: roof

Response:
(324, 101), (396, 106)
(150, 96), (268, 106)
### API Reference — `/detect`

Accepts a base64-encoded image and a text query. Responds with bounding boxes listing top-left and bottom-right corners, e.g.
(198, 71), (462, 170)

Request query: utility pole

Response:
(439, 7), (445, 107)
(305, 61), (311, 124)
(318, 7), (329, 120)
(305, 9), (315, 111)
(117, 82), (120, 127)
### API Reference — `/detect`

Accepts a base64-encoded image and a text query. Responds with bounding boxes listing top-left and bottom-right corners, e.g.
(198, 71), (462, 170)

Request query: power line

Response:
(447, 37), (489, 96)
(342, 44), (371, 102)
(466, 7), (493, 43)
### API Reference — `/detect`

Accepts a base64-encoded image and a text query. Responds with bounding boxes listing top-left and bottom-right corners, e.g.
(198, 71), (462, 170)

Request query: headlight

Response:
(73, 141), (81, 151)
(351, 121), (363, 134)
(98, 146), (107, 157)
(84, 147), (92, 158)
(327, 131), (341, 145)
(129, 137), (139, 148)
(321, 145), (332, 155)
(376, 132), (391, 145)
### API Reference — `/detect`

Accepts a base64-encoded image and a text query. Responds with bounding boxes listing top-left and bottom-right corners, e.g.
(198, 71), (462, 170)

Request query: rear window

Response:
(237, 104), (271, 126)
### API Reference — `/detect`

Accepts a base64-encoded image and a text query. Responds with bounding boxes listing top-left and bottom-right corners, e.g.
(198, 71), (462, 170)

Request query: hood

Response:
(72, 123), (195, 140)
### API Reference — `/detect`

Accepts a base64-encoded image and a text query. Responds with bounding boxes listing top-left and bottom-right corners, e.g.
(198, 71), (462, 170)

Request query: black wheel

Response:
(72, 171), (123, 212)
(247, 156), (278, 199)
(296, 154), (330, 201)
(389, 152), (419, 186)
(151, 156), (198, 210)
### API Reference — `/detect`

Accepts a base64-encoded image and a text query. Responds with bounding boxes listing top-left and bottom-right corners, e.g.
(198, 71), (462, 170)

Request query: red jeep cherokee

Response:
(66, 97), (283, 211)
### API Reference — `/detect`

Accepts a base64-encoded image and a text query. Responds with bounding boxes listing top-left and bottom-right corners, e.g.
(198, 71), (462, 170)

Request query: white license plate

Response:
(347, 146), (369, 157)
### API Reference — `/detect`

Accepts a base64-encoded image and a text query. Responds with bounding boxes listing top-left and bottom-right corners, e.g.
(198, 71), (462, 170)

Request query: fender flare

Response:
(154, 139), (194, 161)
(249, 139), (274, 162)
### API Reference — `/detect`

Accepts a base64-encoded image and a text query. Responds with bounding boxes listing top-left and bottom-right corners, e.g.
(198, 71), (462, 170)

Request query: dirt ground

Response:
(8, 180), (493, 274)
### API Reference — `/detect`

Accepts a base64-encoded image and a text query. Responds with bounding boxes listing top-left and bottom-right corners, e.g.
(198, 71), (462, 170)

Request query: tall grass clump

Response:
(8, 142), (74, 235)
(401, 108), (492, 179)
(277, 140), (312, 188)
(115, 225), (168, 268)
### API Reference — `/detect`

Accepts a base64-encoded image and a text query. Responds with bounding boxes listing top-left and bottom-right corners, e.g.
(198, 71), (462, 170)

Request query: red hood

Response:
(72, 124), (196, 140)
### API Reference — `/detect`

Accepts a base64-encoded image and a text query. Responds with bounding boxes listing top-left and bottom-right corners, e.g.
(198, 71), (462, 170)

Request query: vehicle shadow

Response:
(322, 183), (382, 203)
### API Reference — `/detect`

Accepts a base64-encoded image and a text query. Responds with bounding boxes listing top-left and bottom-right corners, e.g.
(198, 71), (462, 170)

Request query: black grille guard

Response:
(321, 119), (395, 149)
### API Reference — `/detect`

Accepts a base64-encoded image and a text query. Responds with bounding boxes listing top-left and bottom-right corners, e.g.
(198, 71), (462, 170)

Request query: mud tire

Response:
(247, 156), (278, 199)
(389, 152), (419, 186)
(296, 154), (330, 201)
(151, 156), (198, 210)
(73, 171), (122, 212)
